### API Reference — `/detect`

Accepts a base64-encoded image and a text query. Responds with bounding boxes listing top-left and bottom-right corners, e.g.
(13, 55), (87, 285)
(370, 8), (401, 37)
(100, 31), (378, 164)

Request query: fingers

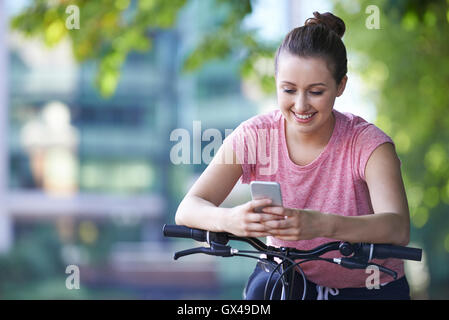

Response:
(245, 213), (285, 223)
(269, 235), (299, 241)
(247, 198), (272, 211)
(268, 228), (302, 242)
(245, 231), (271, 238)
(261, 206), (293, 216)
(244, 222), (267, 232)
(268, 227), (296, 236)
(261, 218), (289, 229)
(241, 223), (271, 238)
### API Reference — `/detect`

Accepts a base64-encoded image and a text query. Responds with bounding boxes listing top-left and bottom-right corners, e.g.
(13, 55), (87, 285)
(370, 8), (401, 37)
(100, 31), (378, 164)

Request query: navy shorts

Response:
(244, 261), (411, 300)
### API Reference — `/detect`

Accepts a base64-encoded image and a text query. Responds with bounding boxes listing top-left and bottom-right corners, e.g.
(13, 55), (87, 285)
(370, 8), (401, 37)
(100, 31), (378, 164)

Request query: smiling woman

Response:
(175, 11), (411, 300)
(276, 55), (346, 149)
(274, 12), (347, 148)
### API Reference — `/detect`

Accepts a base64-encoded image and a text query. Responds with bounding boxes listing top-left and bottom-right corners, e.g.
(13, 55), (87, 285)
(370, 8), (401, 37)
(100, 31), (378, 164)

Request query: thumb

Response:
(247, 198), (272, 211)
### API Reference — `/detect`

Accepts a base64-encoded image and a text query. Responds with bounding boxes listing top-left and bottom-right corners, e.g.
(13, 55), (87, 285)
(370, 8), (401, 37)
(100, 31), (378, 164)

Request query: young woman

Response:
(175, 12), (411, 300)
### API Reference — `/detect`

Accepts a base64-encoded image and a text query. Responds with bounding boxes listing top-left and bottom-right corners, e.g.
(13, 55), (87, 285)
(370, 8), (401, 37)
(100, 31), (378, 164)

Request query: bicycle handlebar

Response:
(163, 224), (422, 262)
(163, 224), (233, 246)
(163, 224), (423, 299)
(355, 243), (422, 261)
(162, 224), (209, 242)
(163, 225), (422, 261)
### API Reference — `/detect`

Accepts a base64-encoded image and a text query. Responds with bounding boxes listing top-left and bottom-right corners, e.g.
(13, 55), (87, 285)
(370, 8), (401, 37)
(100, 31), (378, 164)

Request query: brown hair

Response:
(274, 12), (347, 85)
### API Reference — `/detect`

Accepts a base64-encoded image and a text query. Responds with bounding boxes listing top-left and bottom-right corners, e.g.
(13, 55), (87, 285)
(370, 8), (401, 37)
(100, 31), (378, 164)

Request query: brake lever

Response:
(173, 242), (235, 260)
(174, 247), (212, 260)
(333, 257), (398, 280)
(367, 262), (398, 280)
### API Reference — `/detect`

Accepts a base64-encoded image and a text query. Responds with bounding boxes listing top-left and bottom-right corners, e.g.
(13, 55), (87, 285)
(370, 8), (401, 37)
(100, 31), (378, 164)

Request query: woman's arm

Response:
(326, 142), (410, 245)
(175, 140), (242, 232)
(262, 143), (411, 246)
(175, 140), (281, 236)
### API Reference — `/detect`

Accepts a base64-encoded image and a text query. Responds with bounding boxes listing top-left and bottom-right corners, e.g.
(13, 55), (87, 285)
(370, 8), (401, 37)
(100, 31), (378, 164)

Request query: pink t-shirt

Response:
(225, 108), (404, 288)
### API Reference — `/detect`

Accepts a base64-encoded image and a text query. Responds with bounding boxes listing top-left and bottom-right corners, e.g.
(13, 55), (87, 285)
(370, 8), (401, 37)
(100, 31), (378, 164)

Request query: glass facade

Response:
(2, 0), (265, 299)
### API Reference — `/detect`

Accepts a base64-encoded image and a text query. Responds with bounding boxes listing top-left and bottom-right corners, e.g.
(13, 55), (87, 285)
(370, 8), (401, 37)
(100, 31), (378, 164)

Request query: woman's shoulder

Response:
(335, 109), (387, 136)
(334, 109), (393, 147)
(335, 109), (369, 127)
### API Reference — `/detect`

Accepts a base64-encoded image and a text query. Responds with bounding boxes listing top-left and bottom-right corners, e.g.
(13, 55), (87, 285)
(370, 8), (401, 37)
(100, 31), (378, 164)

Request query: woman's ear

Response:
(336, 75), (348, 97)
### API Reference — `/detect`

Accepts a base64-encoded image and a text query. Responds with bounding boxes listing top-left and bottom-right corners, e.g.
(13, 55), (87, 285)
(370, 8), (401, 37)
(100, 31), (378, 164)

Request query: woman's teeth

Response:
(294, 112), (315, 119)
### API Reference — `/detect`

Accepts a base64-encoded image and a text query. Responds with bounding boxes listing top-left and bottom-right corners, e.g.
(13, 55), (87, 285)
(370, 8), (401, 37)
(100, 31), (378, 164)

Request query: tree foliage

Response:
(11, 0), (449, 297)
(335, 0), (449, 296)
(10, 0), (277, 97)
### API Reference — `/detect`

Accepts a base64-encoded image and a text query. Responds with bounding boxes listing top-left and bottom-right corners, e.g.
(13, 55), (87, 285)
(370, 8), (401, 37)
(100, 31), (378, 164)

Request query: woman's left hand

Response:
(260, 206), (326, 241)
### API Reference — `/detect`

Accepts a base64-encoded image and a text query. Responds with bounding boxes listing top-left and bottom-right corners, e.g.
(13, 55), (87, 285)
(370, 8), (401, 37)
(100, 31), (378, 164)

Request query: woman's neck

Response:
(286, 111), (336, 149)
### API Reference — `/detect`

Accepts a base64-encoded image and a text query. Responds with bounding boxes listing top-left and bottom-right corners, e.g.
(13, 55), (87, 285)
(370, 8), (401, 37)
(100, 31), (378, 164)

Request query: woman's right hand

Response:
(221, 198), (285, 237)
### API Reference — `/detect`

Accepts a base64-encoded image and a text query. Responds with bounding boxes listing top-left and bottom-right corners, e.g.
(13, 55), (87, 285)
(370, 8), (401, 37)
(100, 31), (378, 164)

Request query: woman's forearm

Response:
(175, 195), (228, 232)
(323, 212), (410, 246)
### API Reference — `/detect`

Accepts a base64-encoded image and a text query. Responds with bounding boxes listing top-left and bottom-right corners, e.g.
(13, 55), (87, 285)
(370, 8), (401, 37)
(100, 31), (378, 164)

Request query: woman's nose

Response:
(293, 93), (309, 112)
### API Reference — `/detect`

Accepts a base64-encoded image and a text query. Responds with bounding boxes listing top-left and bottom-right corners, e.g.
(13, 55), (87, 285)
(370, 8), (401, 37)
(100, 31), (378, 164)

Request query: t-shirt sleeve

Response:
(223, 122), (257, 184)
(353, 124), (400, 182)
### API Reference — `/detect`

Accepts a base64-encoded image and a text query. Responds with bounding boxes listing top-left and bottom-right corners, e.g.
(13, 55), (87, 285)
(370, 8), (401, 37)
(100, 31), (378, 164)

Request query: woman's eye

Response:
(310, 91), (323, 95)
(283, 89), (295, 94)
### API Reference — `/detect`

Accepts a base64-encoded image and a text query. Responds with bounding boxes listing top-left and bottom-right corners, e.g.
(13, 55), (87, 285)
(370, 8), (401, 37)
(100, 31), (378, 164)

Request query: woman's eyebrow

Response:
(280, 81), (327, 87)
(308, 82), (327, 87)
(280, 81), (296, 86)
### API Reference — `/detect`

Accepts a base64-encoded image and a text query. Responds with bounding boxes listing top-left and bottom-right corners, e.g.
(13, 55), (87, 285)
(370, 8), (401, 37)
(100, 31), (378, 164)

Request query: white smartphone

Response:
(250, 181), (283, 213)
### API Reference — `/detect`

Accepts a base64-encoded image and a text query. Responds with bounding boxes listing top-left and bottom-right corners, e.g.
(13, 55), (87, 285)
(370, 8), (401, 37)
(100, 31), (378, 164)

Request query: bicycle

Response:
(162, 224), (422, 300)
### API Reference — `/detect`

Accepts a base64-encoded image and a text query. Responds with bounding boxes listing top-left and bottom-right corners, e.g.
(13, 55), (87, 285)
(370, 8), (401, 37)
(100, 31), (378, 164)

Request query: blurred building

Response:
(0, 0), (267, 299)
(1, 0), (431, 300)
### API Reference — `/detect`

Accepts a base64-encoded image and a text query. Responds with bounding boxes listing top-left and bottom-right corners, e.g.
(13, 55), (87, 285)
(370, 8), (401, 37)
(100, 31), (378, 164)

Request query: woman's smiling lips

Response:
(291, 110), (318, 123)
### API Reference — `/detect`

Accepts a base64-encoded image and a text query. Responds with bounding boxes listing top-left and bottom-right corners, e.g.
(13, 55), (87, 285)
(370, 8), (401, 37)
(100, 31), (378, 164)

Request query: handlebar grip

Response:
(372, 244), (422, 261)
(162, 224), (207, 242)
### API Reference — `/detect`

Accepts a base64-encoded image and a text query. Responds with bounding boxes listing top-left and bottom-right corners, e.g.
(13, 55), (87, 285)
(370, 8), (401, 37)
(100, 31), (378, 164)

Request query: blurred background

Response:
(0, 0), (447, 299)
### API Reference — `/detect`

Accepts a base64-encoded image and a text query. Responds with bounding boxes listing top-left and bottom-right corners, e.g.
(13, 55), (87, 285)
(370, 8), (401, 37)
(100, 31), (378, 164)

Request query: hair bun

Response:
(304, 11), (346, 38)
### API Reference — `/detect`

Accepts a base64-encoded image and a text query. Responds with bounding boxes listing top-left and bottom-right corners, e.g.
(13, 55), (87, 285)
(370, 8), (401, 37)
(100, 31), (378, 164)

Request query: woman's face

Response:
(276, 53), (347, 136)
